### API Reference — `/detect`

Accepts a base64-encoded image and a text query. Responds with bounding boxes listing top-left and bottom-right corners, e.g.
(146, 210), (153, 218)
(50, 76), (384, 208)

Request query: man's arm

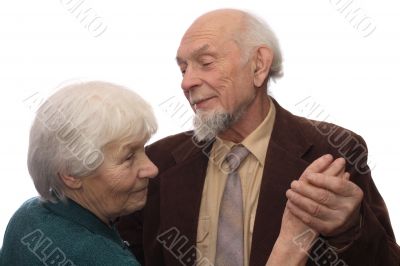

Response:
(333, 170), (400, 265)
(267, 155), (346, 266)
(286, 134), (400, 265)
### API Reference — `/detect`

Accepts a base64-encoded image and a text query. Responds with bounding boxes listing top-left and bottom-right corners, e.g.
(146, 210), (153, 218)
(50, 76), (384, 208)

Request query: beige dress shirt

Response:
(196, 99), (276, 265)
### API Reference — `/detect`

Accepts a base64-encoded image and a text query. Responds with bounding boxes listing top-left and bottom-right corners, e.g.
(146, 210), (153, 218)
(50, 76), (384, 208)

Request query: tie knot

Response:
(225, 145), (249, 172)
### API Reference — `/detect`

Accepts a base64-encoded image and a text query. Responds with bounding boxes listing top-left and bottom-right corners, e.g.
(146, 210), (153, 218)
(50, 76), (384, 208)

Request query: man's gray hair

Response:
(236, 11), (283, 82)
(27, 81), (157, 202)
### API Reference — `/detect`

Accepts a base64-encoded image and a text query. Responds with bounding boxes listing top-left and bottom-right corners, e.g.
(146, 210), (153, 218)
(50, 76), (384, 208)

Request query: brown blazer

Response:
(118, 99), (400, 266)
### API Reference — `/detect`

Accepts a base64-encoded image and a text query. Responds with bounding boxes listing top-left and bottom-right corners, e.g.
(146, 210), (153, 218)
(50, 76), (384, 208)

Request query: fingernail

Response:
(337, 157), (346, 164)
(344, 172), (351, 180)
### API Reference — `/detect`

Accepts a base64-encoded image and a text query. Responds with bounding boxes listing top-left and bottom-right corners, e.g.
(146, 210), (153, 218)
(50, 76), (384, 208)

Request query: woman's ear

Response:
(253, 46), (274, 88)
(58, 173), (82, 189)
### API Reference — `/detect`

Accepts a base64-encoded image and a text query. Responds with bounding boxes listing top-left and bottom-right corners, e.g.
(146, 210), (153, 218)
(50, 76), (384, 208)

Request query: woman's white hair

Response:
(28, 81), (157, 202)
(236, 10), (283, 82)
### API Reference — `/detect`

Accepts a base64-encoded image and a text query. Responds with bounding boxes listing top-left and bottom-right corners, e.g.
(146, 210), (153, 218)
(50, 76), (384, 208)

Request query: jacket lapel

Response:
(250, 99), (313, 266)
(159, 137), (213, 263)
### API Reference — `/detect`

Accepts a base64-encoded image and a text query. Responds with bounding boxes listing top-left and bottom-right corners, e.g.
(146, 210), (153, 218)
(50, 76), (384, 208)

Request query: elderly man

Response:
(118, 9), (400, 265)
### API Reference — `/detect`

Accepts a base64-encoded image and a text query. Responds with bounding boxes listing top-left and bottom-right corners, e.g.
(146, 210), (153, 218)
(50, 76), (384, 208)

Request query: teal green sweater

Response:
(0, 197), (140, 266)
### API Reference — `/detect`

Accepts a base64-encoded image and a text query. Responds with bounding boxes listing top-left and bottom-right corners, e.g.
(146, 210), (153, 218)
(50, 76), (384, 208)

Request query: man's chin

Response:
(193, 128), (217, 142)
(193, 111), (229, 142)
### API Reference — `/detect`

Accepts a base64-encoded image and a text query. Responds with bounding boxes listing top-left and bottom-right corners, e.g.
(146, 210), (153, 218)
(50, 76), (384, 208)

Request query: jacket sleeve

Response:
(324, 134), (400, 265)
(334, 169), (400, 265)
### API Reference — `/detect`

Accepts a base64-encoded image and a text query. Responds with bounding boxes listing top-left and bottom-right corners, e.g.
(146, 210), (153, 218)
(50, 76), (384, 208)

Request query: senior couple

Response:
(1, 8), (399, 266)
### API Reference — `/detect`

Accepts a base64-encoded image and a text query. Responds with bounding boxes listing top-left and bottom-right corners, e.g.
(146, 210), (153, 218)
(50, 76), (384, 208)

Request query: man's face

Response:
(176, 19), (256, 119)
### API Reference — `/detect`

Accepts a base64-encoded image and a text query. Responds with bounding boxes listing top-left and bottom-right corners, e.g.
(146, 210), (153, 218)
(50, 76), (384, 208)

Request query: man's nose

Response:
(181, 66), (202, 92)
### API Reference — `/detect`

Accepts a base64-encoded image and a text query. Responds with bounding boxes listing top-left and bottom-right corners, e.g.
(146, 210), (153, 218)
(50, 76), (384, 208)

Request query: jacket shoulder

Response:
(146, 131), (195, 171)
(288, 112), (369, 173)
(147, 131), (193, 153)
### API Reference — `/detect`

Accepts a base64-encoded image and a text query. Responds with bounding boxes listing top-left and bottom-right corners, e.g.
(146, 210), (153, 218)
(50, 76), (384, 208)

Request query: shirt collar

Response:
(213, 97), (276, 166)
(241, 97), (276, 166)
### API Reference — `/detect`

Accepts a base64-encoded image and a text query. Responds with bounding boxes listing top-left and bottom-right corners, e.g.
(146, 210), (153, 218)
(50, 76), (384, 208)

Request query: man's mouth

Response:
(191, 96), (216, 109)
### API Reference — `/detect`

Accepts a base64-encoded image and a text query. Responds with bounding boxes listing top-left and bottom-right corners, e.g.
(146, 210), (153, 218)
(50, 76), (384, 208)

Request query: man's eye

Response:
(202, 62), (213, 67)
(180, 67), (187, 75)
(126, 153), (134, 161)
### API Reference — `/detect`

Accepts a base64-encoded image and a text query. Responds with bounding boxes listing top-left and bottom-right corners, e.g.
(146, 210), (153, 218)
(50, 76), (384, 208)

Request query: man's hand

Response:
(268, 155), (345, 265)
(286, 155), (363, 237)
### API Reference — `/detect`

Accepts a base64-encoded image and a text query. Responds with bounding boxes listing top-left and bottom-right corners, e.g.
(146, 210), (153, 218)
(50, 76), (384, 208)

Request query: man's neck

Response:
(218, 94), (270, 143)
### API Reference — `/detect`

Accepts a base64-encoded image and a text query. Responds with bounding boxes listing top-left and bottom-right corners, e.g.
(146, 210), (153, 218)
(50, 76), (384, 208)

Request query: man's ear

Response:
(252, 46), (274, 88)
(58, 173), (82, 189)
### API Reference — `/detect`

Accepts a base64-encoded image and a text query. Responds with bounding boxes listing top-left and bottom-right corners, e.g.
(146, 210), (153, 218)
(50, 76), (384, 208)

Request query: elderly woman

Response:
(0, 81), (158, 265)
(0, 81), (312, 266)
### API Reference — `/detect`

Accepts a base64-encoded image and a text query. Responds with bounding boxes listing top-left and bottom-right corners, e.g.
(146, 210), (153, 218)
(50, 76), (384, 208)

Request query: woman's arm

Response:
(266, 207), (314, 266)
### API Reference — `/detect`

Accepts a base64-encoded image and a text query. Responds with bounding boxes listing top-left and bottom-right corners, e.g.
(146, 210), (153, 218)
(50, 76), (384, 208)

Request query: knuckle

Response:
(303, 215), (312, 226)
(318, 190), (331, 204)
(289, 190), (298, 202)
(311, 204), (321, 217)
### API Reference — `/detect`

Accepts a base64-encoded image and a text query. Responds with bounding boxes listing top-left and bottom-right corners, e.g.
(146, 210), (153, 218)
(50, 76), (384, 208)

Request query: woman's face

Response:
(79, 138), (158, 223)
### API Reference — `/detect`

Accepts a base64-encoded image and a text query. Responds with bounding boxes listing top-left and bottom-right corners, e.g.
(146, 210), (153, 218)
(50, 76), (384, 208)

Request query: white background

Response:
(1, 0), (399, 245)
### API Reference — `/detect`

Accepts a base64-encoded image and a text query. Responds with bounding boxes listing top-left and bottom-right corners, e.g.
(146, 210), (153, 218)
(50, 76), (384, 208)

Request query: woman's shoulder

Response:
(1, 197), (141, 265)
(4, 197), (44, 229)
(13, 196), (42, 212)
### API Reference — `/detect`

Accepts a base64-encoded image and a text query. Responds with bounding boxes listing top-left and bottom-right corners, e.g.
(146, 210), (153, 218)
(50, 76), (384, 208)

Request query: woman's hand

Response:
(266, 155), (348, 266)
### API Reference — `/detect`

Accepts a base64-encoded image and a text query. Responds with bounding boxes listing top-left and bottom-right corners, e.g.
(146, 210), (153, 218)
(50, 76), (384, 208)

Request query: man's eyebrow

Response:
(176, 44), (211, 65)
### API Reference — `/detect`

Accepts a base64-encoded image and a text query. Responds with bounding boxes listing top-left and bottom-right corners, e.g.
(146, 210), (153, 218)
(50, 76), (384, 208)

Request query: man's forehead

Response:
(176, 29), (234, 61)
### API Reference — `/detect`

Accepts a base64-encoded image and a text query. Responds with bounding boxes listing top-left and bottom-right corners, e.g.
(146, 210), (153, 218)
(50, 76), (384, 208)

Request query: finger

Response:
(286, 200), (329, 234)
(290, 180), (336, 208)
(305, 173), (355, 196)
(299, 154), (333, 180)
(322, 157), (346, 177)
(343, 172), (350, 180)
(286, 189), (333, 219)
